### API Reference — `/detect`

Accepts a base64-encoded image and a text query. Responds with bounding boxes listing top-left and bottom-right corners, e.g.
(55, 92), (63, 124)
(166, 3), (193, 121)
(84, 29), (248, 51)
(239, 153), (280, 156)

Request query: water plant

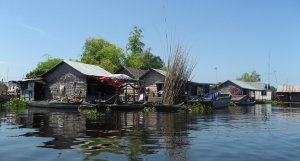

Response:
(82, 108), (103, 120)
(188, 104), (213, 114)
(143, 106), (156, 112)
(229, 101), (236, 107)
(177, 105), (190, 112)
(4, 98), (27, 113)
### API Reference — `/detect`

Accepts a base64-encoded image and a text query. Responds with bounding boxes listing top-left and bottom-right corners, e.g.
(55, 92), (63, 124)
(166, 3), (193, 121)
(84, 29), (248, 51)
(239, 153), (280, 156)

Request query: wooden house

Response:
(20, 78), (45, 100)
(116, 66), (148, 79)
(247, 82), (272, 102)
(20, 60), (111, 101)
(277, 85), (300, 102)
(218, 80), (271, 102)
(140, 68), (166, 97)
(115, 67), (213, 103)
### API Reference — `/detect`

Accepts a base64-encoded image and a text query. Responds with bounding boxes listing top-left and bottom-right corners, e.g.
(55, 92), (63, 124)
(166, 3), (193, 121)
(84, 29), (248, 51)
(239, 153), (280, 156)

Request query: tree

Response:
(80, 38), (124, 73)
(142, 49), (164, 69)
(26, 55), (62, 78)
(126, 26), (144, 55)
(124, 26), (164, 70)
(237, 70), (261, 82)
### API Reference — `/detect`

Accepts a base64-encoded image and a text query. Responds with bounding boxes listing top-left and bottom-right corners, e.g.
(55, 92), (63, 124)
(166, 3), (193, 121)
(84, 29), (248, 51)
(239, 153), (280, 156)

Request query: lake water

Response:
(1, 104), (300, 161)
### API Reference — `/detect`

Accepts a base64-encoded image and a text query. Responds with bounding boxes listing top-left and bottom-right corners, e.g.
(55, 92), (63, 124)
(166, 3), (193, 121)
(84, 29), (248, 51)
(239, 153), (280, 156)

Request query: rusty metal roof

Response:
(277, 85), (300, 93)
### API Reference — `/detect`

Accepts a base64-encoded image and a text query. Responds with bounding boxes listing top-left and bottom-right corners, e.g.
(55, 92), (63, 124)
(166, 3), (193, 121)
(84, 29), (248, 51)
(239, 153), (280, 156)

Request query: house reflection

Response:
(17, 109), (86, 149)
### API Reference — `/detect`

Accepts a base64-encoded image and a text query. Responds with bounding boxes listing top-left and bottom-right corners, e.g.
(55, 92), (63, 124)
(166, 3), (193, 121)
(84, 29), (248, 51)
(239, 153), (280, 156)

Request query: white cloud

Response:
(20, 23), (51, 38)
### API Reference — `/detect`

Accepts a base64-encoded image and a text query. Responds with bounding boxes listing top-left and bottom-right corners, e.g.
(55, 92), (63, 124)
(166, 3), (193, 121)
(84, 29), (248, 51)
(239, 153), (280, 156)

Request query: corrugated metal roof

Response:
(277, 85), (300, 93)
(247, 82), (267, 90)
(152, 68), (166, 76)
(230, 80), (259, 90)
(124, 67), (148, 79)
(64, 60), (111, 76)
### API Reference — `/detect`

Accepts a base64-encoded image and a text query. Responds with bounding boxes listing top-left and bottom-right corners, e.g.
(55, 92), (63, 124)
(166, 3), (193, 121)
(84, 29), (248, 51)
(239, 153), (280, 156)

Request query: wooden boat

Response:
(26, 100), (81, 109)
(152, 102), (184, 112)
(105, 103), (145, 111)
(235, 101), (256, 106)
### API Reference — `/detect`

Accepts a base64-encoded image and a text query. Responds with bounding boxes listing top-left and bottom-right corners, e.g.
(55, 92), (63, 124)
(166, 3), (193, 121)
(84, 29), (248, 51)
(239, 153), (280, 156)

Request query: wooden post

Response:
(125, 83), (128, 104)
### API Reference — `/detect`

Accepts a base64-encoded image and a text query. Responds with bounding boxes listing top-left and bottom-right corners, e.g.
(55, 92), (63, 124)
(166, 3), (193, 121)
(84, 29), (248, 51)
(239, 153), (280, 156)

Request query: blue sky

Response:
(0, 0), (300, 86)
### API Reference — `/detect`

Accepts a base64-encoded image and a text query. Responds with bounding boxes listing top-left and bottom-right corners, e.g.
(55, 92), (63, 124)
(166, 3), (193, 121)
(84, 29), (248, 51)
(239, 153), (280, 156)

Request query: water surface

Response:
(1, 104), (300, 161)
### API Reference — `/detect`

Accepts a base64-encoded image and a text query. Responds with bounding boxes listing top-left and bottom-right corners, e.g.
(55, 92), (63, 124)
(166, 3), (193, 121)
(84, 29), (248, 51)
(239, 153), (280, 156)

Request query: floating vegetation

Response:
(263, 100), (286, 106)
(187, 104), (213, 114)
(106, 107), (111, 113)
(177, 105), (190, 113)
(81, 108), (103, 120)
(143, 106), (156, 112)
(4, 98), (27, 113)
(229, 101), (236, 107)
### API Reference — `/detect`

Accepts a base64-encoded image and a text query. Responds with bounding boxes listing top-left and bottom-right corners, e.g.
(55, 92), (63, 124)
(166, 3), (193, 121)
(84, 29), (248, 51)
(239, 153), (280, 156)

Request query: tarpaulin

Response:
(97, 76), (124, 88)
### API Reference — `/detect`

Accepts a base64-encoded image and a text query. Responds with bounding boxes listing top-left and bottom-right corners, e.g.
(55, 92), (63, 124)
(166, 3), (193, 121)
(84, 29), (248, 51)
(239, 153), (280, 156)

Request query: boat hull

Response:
(26, 101), (81, 109)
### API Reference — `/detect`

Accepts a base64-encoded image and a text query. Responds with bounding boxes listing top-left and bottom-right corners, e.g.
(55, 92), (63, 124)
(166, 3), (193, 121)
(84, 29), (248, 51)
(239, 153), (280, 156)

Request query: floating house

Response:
(218, 80), (272, 102)
(116, 67), (213, 102)
(20, 60), (111, 101)
(277, 85), (300, 102)
(116, 66), (148, 80)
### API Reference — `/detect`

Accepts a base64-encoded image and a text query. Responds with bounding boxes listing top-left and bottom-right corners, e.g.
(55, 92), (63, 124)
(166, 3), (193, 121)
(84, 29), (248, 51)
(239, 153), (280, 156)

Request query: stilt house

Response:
(20, 60), (111, 101)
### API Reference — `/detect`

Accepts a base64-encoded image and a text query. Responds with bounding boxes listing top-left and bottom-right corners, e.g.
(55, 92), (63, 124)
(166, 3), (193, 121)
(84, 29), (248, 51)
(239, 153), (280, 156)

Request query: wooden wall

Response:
(142, 71), (165, 97)
(43, 62), (87, 100)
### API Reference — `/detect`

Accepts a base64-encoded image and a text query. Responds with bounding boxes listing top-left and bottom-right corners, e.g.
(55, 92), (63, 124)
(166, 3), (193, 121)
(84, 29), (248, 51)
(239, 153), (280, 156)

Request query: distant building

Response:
(277, 85), (300, 102)
(20, 60), (111, 101)
(218, 80), (272, 102)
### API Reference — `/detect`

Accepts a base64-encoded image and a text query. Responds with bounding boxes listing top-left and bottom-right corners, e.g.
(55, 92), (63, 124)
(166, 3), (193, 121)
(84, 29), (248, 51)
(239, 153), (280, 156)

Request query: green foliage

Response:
(80, 38), (124, 73)
(263, 100), (286, 106)
(4, 98), (26, 113)
(178, 105), (190, 112)
(237, 70), (261, 82)
(81, 108), (103, 120)
(143, 106), (156, 112)
(126, 26), (144, 54)
(229, 101), (236, 107)
(188, 104), (213, 114)
(26, 56), (62, 78)
(124, 26), (164, 70)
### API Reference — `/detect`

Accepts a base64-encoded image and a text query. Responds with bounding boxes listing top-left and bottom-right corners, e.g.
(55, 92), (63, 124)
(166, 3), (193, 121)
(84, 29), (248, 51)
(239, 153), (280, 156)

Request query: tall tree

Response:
(237, 70), (261, 82)
(26, 55), (62, 78)
(124, 26), (164, 70)
(80, 38), (124, 73)
(126, 26), (144, 55)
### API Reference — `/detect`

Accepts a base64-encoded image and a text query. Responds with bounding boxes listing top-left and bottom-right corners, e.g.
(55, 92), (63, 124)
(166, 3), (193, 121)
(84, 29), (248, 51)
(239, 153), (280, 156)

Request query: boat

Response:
(152, 102), (184, 112)
(235, 101), (256, 106)
(189, 93), (231, 109)
(26, 100), (81, 109)
(105, 103), (145, 111)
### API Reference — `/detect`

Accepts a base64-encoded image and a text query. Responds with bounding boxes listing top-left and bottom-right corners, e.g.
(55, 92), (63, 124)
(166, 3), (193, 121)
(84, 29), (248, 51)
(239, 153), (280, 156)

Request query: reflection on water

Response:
(1, 104), (300, 161)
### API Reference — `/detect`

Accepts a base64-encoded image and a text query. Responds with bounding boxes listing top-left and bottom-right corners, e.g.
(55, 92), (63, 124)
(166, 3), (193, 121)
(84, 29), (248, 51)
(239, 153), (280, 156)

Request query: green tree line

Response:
(26, 26), (164, 78)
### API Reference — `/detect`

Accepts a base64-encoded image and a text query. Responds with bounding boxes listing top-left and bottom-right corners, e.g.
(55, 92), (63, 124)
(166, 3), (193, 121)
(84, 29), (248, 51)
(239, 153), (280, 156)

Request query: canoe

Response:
(105, 103), (145, 110)
(26, 101), (81, 109)
(153, 102), (184, 112)
(235, 101), (256, 106)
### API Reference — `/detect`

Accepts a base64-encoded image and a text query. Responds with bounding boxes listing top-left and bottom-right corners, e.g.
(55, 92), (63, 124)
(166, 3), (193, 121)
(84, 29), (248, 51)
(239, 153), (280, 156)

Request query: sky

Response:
(0, 0), (300, 86)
